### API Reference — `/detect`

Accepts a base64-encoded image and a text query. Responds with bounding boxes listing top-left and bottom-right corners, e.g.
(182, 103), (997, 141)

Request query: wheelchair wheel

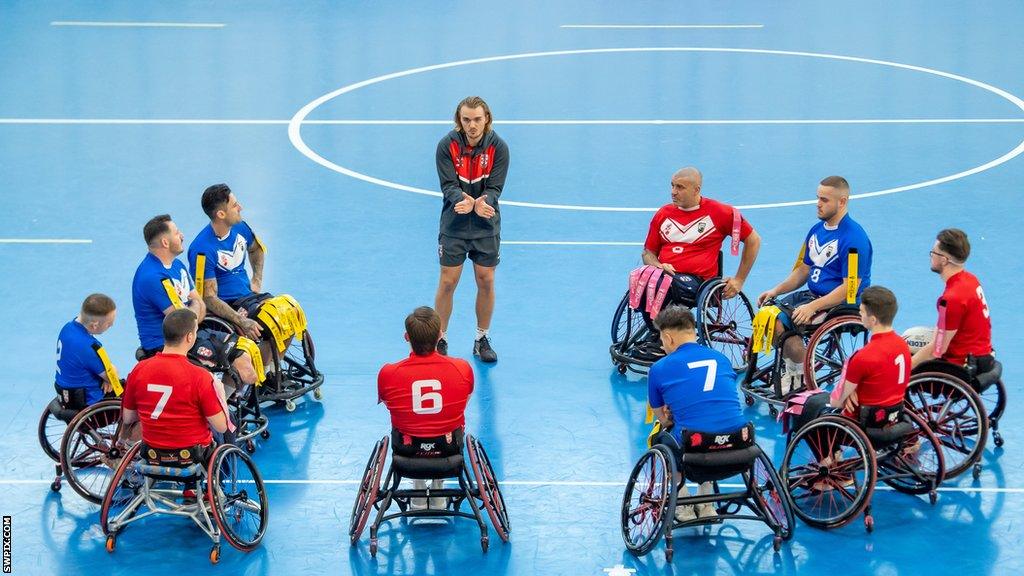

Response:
(621, 445), (676, 557)
(803, 316), (868, 394)
(467, 435), (510, 542)
(696, 281), (754, 372)
(905, 373), (987, 480)
(100, 442), (145, 536)
(748, 450), (794, 541)
(59, 400), (132, 504)
(208, 444), (269, 551)
(350, 435), (388, 545)
(878, 411), (945, 496)
(781, 415), (875, 529)
(38, 400), (70, 462)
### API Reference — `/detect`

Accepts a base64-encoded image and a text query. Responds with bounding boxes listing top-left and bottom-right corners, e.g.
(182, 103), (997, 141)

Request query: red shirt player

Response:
(378, 306), (474, 458)
(831, 287), (912, 418)
(122, 309), (229, 451)
(642, 167), (760, 300)
(912, 229), (993, 369)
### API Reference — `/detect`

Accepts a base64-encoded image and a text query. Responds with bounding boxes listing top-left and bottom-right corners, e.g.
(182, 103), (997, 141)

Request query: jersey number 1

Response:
(412, 380), (443, 415)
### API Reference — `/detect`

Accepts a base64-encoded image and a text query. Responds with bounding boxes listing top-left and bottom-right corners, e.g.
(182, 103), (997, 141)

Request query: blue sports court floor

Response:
(2, 2), (1024, 575)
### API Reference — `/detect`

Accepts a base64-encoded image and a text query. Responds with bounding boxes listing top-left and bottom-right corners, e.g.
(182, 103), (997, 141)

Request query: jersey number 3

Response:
(412, 380), (443, 415)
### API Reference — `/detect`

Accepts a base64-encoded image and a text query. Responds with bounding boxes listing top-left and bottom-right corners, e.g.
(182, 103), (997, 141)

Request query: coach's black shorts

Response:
(439, 234), (500, 267)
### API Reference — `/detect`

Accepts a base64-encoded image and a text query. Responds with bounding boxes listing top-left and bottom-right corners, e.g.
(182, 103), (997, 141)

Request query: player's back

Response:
(124, 353), (220, 449)
(650, 342), (746, 435)
(378, 352), (474, 437)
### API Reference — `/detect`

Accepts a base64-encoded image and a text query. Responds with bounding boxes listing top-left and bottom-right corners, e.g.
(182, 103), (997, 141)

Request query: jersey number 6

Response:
(412, 379), (443, 415)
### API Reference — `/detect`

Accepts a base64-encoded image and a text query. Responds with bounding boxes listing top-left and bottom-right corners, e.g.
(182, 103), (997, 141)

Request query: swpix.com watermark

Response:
(3, 515), (10, 573)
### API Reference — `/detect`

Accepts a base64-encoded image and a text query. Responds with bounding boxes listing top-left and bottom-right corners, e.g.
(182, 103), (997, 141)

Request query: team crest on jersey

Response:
(659, 215), (716, 244)
(807, 236), (840, 268)
(217, 235), (247, 271)
(479, 154), (489, 169)
(196, 346), (213, 358)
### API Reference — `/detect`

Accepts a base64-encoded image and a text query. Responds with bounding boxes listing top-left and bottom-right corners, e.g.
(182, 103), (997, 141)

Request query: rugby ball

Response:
(901, 326), (934, 354)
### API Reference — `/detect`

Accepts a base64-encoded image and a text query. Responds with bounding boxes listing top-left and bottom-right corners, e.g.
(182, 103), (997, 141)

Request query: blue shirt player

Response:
(55, 294), (120, 408)
(756, 175), (873, 390)
(187, 184), (266, 342)
(648, 304), (749, 521)
(132, 215), (207, 354)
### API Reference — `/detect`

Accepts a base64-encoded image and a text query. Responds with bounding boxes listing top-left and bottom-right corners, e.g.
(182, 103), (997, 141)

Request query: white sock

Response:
(784, 358), (802, 375)
(476, 327), (489, 341)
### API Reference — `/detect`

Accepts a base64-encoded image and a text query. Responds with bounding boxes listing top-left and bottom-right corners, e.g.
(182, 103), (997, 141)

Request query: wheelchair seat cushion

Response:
(864, 421), (915, 447)
(682, 446), (762, 483)
(391, 454), (465, 480)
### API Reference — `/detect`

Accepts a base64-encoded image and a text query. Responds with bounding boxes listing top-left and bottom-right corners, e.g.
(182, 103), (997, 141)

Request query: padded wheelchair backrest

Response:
(681, 423), (755, 453)
(857, 403), (903, 429)
(968, 356), (1002, 391)
(391, 454), (465, 480)
(682, 446), (762, 483)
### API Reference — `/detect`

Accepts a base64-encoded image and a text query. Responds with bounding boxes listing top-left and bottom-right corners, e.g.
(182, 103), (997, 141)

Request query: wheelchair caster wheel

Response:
(665, 548), (674, 562)
(769, 406), (779, 418)
(209, 545), (220, 564)
(864, 515), (874, 533)
(370, 538), (378, 557)
(245, 440), (256, 454)
(105, 535), (116, 553)
(929, 490), (937, 505)
(481, 535), (489, 553)
(261, 429), (271, 440)
(314, 388), (323, 401)
(617, 363), (627, 375)
(285, 399), (297, 412)
(773, 536), (782, 552)
(973, 463), (982, 479)
(744, 394), (755, 407)
(51, 479), (61, 492)
(993, 433), (1004, 448)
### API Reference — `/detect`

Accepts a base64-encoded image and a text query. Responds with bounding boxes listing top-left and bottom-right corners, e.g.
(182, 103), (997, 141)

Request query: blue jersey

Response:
(802, 214), (872, 298)
(648, 342), (747, 442)
(188, 222), (257, 303)
(132, 253), (194, 350)
(54, 319), (107, 404)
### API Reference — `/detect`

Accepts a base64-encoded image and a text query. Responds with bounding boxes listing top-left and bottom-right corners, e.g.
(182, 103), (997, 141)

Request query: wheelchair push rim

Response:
(781, 416), (875, 529)
(38, 401), (68, 462)
(208, 444), (269, 551)
(803, 316), (868, 394)
(877, 410), (946, 496)
(621, 445), (676, 556)
(696, 281), (754, 373)
(60, 399), (132, 504)
(904, 372), (987, 480)
(750, 451), (795, 541)
(467, 435), (510, 542)
(350, 435), (388, 545)
(100, 442), (145, 536)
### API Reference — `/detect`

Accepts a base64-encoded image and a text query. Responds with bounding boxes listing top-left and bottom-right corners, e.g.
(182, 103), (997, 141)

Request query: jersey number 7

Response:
(687, 359), (718, 392)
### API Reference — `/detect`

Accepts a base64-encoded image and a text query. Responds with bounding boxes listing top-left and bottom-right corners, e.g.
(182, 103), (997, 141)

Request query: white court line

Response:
(561, 25), (764, 30)
(0, 238), (92, 244)
(503, 241), (641, 246)
(50, 21), (224, 28)
(4, 118), (1024, 126)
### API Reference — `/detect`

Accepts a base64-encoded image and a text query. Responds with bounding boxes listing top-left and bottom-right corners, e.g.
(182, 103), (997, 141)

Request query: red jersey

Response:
(644, 198), (753, 279)
(938, 270), (993, 366)
(123, 353), (223, 449)
(377, 352), (474, 437)
(839, 331), (911, 418)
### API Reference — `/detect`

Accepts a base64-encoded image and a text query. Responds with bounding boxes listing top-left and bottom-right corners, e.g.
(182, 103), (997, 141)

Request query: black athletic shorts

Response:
(439, 234), (500, 267)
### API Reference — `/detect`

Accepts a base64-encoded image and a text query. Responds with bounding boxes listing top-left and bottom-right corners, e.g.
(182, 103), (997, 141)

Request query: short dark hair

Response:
(201, 184), (232, 219)
(143, 214), (172, 246)
(860, 285), (898, 326)
(654, 305), (697, 333)
(819, 175), (850, 191)
(163, 309), (198, 346)
(405, 306), (441, 356)
(937, 228), (970, 263)
(81, 293), (116, 320)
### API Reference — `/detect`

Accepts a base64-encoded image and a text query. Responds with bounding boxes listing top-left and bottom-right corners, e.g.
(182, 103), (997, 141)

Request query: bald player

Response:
(757, 175), (873, 391)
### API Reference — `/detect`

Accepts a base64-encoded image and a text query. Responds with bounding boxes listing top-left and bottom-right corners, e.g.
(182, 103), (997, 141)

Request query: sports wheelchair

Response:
(741, 297), (866, 415)
(350, 432), (510, 556)
(611, 255), (755, 375)
(208, 293), (324, 412)
(100, 440), (268, 563)
(621, 423), (793, 562)
(779, 392), (944, 531)
(912, 356), (1006, 449)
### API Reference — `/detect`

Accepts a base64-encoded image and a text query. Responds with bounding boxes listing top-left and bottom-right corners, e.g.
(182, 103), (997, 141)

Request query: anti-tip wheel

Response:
(245, 440), (256, 454)
(105, 535), (116, 553)
(284, 399), (297, 412)
(313, 388), (323, 401)
(864, 515), (874, 533)
(51, 480), (61, 492)
(973, 463), (982, 479)
(209, 545), (220, 564)
(261, 429), (271, 440)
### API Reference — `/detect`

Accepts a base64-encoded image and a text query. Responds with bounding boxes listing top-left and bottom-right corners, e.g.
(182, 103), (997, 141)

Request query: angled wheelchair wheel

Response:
(60, 400), (133, 504)
(621, 445), (676, 557)
(100, 442), (145, 536)
(467, 435), (510, 542)
(905, 373), (987, 480)
(208, 444), (269, 551)
(781, 415), (875, 529)
(696, 282), (754, 372)
(803, 316), (868, 394)
(350, 435), (388, 545)
(749, 450), (794, 541)
(38, 400), (70, 462)
(878, 410), (945, 496)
